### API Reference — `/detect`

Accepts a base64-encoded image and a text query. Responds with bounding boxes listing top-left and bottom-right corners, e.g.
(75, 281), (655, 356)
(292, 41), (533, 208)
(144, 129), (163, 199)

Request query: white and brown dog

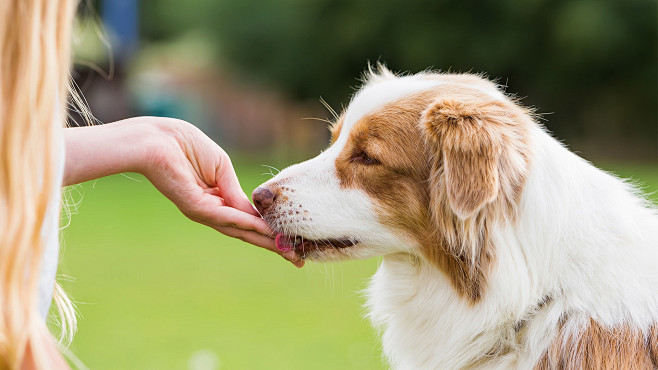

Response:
(252, 67), (658, 369)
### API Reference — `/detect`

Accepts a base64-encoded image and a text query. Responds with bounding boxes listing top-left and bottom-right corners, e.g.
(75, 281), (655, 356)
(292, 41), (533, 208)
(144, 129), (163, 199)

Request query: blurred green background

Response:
(74, 0), (657, 161)
(59, 0), (656, 369)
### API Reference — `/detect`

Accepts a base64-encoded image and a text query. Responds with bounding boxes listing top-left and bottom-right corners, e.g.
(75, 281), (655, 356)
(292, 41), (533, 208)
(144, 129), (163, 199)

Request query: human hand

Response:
(63, 117), (304, 267)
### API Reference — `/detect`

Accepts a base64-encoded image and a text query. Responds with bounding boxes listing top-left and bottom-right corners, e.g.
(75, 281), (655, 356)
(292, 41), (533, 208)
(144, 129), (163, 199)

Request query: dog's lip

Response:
(275, 234), (358, 256)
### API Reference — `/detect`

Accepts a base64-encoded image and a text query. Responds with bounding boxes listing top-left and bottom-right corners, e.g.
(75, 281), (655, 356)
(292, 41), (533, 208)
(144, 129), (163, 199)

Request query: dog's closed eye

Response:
(350, 150), (380, 165)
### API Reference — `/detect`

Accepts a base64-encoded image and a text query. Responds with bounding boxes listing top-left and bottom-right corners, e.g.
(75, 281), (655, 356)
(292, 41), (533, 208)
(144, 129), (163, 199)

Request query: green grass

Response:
(56, 159), (657, 369)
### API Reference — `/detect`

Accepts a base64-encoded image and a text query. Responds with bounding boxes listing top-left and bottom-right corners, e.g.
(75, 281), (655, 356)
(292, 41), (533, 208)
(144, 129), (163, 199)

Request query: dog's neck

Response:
(367, 252), (569, 369)
(366, 252), (530, 369)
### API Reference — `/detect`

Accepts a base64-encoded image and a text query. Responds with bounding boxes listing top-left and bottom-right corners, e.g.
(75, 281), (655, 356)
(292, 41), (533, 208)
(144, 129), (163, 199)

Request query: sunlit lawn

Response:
(55, 158), (657, 369)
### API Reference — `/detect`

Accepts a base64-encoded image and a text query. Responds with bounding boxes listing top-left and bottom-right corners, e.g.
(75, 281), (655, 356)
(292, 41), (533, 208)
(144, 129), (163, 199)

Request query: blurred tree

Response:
(139, 0), (657, 157)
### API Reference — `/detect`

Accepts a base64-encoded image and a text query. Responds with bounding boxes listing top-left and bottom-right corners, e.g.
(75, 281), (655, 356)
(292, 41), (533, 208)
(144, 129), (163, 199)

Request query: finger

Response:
(202, 188), (226, 206)
(216, 226), (276, 250)
(188, 214), (304, 268)
(213, 225), (304, 267)
(196, 205), (275, 236)
(188, 214), (272, 249)
(203, 187), (223, 198)
(215, 152), (261, 217)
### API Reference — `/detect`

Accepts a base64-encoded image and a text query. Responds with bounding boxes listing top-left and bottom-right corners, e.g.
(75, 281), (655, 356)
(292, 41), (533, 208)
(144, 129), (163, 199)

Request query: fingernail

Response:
(283, 250), (297, 262)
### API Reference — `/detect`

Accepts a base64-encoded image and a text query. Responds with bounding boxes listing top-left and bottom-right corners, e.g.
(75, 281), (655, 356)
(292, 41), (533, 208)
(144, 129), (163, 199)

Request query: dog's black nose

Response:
(252, 187), (276, 216)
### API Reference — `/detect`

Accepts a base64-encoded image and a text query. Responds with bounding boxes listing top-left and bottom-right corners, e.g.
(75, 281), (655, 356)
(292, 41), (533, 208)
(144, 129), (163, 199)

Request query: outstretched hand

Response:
(63, 117), (304, 267)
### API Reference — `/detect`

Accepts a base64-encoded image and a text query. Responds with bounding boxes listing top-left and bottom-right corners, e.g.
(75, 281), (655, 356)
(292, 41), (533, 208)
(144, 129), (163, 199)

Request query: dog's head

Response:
(253, 68), (533, 301)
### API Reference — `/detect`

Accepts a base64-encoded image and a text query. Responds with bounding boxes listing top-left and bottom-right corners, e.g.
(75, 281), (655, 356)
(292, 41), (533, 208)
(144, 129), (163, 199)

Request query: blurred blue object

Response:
(101, 0), (138, 62)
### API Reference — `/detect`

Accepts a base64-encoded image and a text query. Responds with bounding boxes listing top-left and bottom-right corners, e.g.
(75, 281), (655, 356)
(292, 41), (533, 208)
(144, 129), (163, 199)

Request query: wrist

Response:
(127, 116), (189, 178)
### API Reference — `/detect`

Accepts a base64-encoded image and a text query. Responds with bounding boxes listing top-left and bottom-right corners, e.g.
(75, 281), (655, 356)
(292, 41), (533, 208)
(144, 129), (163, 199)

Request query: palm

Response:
(142, 120), (303, 267)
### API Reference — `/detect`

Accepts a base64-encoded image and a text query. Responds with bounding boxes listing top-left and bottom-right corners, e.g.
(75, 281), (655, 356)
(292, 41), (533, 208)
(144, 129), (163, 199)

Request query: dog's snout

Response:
(252, 187), (277, 215)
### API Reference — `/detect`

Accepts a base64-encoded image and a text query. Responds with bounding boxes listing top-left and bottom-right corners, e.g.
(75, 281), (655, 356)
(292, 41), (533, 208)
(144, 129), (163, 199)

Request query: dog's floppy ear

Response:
(419, 97), (529, 302)
(422, 99), (506, 219)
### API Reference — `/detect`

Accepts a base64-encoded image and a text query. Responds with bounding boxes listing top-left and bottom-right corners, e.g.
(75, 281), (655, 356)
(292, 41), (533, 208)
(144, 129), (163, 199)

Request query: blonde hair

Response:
(0, 0), (78, 368)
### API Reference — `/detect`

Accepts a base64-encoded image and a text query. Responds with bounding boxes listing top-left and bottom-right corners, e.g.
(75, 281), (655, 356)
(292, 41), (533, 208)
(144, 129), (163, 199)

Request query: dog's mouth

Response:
(275, 234), (358, 258)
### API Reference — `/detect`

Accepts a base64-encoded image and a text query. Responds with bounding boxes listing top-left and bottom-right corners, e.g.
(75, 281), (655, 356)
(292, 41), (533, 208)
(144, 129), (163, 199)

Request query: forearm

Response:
(63, 118), (152, 186)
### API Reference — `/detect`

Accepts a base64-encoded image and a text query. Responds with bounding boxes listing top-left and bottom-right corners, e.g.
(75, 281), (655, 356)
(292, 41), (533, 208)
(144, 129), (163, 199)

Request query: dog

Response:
(252, 67), (658, 369)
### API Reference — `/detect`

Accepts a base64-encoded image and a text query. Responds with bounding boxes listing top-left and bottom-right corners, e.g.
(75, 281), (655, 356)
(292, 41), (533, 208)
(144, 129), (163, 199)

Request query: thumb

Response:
(216, 152), (261, 217)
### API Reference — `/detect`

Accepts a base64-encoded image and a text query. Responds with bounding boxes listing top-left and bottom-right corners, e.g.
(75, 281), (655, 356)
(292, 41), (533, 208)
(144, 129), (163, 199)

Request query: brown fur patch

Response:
(333, 75), (533, 302)
(424, 100), (502, 218)
(650, 324), (658, 367)
(535, 320), (658, 370)
(422, 97), (531, 220)
(334, 93), (435, 253)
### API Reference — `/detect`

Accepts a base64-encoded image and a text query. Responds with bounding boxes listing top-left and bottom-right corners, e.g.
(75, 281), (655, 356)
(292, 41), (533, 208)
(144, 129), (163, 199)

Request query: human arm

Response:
(63, 117), (303, 267)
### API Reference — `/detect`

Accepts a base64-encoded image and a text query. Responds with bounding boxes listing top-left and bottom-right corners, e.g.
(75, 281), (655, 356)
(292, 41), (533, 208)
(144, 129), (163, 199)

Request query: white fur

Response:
(257, 71), (658, 369)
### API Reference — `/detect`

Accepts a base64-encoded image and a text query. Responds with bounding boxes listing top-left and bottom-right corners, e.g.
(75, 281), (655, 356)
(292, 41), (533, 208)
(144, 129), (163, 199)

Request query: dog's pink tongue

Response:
(275, 234), (294, 252)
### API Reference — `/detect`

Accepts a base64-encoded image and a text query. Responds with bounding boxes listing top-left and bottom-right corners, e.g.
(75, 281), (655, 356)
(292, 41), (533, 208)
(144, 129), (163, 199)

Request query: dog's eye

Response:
(351, 150), (380, 165)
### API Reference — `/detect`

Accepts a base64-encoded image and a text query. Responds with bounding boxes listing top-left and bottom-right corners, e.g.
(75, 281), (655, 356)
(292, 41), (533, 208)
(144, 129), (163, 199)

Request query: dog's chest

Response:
(366, 256), (535, 369)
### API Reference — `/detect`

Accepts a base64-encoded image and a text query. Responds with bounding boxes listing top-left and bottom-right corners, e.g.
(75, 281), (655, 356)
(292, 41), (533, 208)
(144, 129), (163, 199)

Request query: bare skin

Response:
(63, 116), (304, 267)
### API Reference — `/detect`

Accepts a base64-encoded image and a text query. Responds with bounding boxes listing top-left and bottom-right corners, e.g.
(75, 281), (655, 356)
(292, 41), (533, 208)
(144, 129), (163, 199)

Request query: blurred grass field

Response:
(56, 158), (657, 369)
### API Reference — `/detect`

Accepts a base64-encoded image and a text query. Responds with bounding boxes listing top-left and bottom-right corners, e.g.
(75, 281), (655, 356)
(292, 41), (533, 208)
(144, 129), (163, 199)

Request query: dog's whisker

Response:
(260, 164), (281, 174)
(319, 97), (339, 121)
(302, 117), (334, 125)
